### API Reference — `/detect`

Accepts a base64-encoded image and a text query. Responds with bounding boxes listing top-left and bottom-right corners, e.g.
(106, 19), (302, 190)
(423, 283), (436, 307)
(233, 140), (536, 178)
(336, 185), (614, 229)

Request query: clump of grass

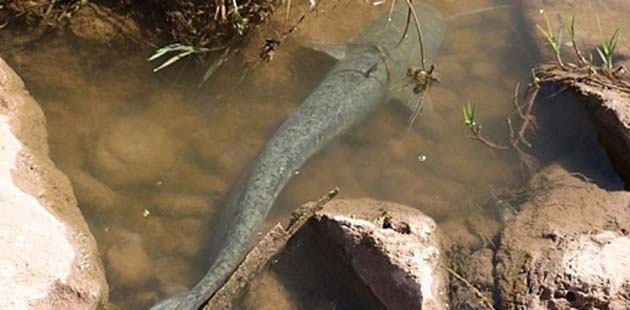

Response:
(536, 10), (564, 67)
(596, 17), (621, 72)
(536, 10), (623, 75)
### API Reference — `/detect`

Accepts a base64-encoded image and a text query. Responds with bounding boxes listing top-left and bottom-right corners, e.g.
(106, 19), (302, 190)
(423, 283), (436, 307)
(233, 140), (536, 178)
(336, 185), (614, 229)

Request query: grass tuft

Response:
(596, 16), (621, 72)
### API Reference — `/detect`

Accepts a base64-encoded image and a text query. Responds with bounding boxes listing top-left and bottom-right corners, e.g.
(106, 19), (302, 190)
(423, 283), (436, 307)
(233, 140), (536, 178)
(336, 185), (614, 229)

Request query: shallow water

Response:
(1, 0), (622, 308)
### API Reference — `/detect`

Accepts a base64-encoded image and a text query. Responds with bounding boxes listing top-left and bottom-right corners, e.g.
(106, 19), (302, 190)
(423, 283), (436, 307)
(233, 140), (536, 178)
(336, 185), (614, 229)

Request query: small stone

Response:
(65, 167), (123, 214)
(90, 116), (176, 187)
(106, 231), (154, 286)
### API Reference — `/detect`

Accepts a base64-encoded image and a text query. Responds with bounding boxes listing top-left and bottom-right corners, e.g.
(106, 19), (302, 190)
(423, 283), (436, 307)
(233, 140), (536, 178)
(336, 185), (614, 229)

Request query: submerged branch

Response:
(205, 188), (339, 309)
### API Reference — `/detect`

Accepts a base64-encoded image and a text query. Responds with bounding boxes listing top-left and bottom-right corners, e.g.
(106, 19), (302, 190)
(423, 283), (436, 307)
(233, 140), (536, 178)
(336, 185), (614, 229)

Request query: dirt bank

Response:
(496, 165), (630, 309)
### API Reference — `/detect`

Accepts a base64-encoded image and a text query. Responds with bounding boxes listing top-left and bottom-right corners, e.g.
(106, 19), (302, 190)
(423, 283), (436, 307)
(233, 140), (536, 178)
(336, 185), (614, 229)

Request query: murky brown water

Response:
(1, 0), (622, 308)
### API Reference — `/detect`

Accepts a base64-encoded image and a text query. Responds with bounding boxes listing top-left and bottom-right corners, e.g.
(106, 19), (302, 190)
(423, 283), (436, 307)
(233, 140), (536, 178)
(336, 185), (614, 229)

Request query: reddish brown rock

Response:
(0, 57), (108, 308)
(496, 165), (630, 309)
(314, 199), (447, 310)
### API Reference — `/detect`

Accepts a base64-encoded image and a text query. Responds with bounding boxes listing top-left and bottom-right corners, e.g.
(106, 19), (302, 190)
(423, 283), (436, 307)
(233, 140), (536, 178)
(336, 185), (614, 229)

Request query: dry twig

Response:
(442, 265), (496, 310)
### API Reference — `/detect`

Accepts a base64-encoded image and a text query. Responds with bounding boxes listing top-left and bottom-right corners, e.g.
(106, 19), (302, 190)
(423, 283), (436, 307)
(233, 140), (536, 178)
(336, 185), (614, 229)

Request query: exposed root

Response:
(466, 83), (540, 173)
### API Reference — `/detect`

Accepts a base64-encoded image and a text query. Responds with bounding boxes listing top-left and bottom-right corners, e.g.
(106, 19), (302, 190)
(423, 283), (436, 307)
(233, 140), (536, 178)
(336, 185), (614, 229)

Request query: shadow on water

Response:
(529, 87), (624, 190)
(0, 0), (624, 308)
(234, 221), (386, 309)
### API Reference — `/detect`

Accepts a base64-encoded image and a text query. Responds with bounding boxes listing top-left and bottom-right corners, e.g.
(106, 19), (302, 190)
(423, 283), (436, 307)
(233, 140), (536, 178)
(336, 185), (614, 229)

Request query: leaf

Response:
(596, 47), (607, 65)
(153, 50), (194, 72)
(148, 43), (187, 61)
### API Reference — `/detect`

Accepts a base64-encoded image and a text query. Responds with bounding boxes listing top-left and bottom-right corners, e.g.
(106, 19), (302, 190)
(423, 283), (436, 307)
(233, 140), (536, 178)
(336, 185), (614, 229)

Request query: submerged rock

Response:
(314, 199), (447, 310)
(65, 167), (124, 214)
(90, 116), (176, 187)
(0, 57), (108, 308)
(106, 230), (154, 287)
(496, 165), (630, 309)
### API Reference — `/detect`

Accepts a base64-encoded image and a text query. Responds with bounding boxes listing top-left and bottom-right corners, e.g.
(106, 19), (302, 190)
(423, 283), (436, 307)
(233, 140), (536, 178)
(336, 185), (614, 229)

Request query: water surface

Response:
(1, 0), (620, 308)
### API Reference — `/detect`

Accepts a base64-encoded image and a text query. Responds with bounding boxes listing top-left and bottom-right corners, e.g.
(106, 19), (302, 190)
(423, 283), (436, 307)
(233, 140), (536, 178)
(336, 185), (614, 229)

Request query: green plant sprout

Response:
(531, 68), (541, 88)
(537, 10), (564, 67)
(148, 43), (211, 72)
(567, 15), (587, 64)
(596, 16), (621, 72)
(463, 101), (478, 130)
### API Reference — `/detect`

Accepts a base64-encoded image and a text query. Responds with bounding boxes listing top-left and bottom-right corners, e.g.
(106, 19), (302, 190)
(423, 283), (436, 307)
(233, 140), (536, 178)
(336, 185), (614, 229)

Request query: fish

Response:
(152, 3), (445, 309)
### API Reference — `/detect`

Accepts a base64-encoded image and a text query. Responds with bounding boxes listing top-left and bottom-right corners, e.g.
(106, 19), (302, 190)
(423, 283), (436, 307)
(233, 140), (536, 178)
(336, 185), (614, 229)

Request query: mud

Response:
(496, 165), (630, 309)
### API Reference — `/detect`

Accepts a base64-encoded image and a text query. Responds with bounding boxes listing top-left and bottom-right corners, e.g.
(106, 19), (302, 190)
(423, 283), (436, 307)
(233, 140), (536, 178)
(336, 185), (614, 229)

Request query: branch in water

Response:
(205, 188), (339, 309)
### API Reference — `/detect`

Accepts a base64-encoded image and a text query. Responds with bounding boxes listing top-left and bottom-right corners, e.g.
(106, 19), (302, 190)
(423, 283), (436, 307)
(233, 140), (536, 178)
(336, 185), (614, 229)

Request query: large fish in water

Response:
(153, 3), (445, 309)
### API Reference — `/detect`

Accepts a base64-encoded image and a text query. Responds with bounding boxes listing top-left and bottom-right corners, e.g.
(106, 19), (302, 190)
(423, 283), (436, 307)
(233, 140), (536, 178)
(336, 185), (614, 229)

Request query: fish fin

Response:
(300, 40), (349, 60)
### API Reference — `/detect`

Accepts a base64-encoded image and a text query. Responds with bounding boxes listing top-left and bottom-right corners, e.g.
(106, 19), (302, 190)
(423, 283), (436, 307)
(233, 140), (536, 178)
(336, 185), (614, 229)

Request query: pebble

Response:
(106, 231), (154, 286)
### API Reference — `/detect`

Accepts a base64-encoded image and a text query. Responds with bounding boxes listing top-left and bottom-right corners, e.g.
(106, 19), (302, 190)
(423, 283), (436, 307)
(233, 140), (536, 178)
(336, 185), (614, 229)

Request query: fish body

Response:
(153, 3), (445, 309)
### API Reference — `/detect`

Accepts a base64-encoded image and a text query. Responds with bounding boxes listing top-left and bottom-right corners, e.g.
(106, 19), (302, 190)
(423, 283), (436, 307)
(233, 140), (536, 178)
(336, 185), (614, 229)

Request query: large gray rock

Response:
(0, 57), (108, 308)
(314, 199), (447, 310)
(496, 165), (630, 309)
